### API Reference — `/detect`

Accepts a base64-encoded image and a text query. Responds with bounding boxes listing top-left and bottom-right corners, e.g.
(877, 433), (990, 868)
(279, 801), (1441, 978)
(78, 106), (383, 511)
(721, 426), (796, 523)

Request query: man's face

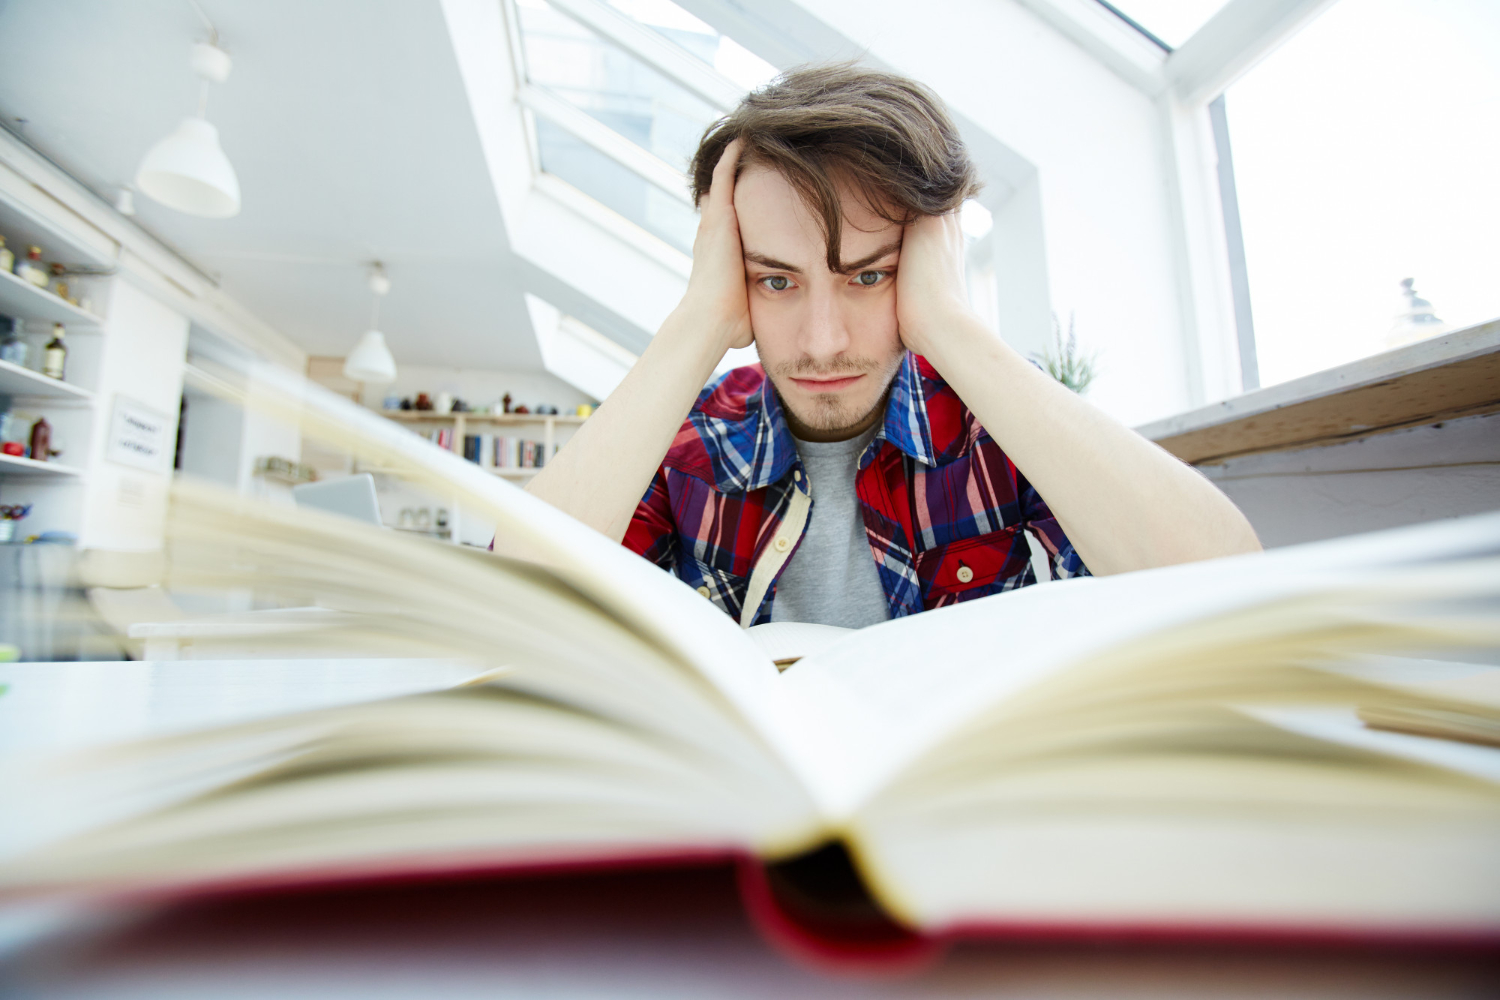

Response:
(733, 166), (906, 441)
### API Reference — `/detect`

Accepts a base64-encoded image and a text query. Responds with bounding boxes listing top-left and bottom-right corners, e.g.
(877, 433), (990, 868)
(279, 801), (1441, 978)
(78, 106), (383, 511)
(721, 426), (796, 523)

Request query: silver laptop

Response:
(292, 473), (383, 526)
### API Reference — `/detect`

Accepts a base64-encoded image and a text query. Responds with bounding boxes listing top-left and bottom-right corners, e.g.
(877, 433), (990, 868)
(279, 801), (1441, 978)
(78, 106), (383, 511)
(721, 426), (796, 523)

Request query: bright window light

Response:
(1097, 0), (1233, 48)
(534, 117), (698, 253)
(517, 0), (721, 172)
(960, 198), (993, 240)
(1226, 0), (1500, 388)
(605, 0), (779, 91)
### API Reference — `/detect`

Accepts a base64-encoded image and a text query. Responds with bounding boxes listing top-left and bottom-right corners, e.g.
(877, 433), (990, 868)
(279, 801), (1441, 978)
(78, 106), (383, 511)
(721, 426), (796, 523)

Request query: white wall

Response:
(78, 277), (188, 555)
(1199, 412), (1500, 549)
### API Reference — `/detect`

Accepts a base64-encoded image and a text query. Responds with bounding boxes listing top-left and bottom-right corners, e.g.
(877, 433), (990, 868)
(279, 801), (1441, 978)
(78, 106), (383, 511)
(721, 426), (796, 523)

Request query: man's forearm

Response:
(921, 315), (1261, 575)
(526, 311), (728, 543)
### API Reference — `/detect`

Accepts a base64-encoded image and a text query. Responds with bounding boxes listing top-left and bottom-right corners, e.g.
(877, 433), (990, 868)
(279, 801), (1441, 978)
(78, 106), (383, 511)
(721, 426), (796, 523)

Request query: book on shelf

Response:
(3, 366), (1498, 968)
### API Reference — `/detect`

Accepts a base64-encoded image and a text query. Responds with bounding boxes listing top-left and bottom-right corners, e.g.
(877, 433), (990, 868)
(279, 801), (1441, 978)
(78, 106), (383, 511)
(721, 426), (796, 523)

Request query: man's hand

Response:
(888, 213), (1262, 577)
(894, 211), (974, 358)
(676, 139), (754, 352)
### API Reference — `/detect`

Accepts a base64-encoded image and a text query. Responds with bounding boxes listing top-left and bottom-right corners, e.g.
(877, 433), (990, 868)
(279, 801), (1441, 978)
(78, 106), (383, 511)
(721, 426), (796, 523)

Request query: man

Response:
(528, 65), (1261, 629)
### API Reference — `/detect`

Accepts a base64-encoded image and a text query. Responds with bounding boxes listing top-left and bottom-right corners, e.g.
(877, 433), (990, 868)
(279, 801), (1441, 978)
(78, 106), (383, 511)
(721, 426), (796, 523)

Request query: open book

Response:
(2, 366), (1498, 965)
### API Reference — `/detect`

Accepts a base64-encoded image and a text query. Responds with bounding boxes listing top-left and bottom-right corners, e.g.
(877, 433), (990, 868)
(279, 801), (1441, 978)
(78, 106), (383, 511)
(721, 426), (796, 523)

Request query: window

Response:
(512, 0), (776, 255)
(517, 0), (721, 171)
(534, 117), (698, 252)
(603, 0), (778, 91)
(1096, 0), (1234, 48)
(1223, 0), (1500, 387)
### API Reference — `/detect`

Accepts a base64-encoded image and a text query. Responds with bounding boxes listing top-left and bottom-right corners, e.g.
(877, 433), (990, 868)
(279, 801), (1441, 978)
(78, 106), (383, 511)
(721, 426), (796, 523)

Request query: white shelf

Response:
(0, 196), (115, 270)
(0, 358), (93, 401)
(382, 410), (586, 425)
(490, 467), (541, 478)
(0, 267), (104, 328)
(0, 453), (83, 477)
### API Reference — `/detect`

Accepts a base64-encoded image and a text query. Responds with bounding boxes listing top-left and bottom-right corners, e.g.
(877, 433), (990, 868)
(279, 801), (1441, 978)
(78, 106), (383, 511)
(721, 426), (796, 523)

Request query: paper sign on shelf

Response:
(105, 395), (173, 474)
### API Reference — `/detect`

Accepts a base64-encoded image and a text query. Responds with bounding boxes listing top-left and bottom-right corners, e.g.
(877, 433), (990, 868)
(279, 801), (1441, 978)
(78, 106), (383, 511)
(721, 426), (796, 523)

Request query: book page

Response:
(187, 364), (807, 765)
(780, 511), (1500, 818)
(746, 622), (852, 668)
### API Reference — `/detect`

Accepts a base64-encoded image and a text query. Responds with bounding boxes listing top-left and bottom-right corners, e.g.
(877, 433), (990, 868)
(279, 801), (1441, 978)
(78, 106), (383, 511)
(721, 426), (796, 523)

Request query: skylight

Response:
(604, 0), (779, 91)
(533, 117), (698, 252)
(517, 0), (721, 172)
(1097, 0), (1234, 49)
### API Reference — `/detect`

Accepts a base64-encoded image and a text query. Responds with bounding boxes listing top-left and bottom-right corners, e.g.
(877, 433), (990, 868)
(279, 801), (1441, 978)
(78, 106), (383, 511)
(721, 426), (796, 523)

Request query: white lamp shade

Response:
(344, 330), (397, 384)
(136, 117), (241, 218)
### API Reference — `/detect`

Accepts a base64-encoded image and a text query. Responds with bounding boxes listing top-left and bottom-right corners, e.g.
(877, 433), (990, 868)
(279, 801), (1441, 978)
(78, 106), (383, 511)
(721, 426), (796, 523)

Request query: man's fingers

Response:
(706, 138), (743, 212)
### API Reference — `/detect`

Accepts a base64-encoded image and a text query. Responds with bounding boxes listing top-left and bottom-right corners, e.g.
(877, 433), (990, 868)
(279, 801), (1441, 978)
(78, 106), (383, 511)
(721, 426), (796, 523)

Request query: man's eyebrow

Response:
(837, 239), (903, 274)
(743, 251), (802, 273)
(744, 238), (903, 275)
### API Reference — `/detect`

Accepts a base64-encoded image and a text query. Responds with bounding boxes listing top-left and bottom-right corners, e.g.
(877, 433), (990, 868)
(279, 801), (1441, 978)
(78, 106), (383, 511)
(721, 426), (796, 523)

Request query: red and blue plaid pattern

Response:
(624, 352), (1089, 625)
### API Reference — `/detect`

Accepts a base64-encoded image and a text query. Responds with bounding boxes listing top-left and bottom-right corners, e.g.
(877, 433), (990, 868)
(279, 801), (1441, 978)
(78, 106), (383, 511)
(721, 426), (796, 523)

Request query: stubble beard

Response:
(767, 352), (905, 438)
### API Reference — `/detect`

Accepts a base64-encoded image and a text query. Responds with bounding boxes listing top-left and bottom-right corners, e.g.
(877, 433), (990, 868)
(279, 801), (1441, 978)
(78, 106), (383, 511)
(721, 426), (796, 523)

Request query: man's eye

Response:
(854, 271), (886, 286)
(761, 275), (791, 291)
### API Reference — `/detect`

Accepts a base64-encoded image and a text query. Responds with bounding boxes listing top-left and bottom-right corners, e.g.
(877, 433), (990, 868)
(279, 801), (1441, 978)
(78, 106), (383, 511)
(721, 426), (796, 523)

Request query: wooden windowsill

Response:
(1135, 319), (1500, 465)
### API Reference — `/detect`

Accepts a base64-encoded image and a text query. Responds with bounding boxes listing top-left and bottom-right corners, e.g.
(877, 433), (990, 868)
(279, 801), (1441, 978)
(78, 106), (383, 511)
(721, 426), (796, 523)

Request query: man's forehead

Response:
(735, 165), (902, 270)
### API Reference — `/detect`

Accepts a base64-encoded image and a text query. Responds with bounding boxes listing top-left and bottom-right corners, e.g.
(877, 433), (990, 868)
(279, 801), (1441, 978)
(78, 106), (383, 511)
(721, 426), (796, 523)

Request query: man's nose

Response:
(798, 283), (851, 362)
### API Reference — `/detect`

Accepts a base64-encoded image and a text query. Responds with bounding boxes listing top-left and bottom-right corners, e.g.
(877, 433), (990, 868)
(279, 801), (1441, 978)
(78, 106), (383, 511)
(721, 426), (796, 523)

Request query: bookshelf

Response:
(380, 410), (586, 479)
(0, 268), (104, 329)
(0, 190), (109, 543)
(0, 452), (85, 477)
(0, 357), (94, 401)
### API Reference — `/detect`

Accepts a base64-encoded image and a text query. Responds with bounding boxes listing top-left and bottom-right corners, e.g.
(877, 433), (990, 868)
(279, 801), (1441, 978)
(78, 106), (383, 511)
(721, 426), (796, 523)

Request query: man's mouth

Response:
(790, 374), (864, 393)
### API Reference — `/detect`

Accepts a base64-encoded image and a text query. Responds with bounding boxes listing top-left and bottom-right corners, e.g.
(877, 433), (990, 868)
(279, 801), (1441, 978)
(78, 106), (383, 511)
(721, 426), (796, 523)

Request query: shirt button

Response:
(696, 586), (711, 598)
(956, 564), (974, 584)
(773, 536), (791, 552)
(793, 469), (802, 481)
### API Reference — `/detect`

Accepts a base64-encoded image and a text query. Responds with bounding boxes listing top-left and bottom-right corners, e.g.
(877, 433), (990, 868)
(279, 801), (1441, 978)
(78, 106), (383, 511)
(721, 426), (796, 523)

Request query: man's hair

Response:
(690, 63), (979, 274)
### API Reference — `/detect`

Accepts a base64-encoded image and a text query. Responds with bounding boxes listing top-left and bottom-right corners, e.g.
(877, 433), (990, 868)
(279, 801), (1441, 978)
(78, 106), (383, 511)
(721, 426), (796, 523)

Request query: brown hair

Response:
(690, 63), (979, 274)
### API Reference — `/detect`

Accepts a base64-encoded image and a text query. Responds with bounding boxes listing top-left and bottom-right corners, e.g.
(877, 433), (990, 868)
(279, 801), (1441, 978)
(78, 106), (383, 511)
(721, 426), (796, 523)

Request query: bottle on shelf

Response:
(15, 247), (49, 288)
(49, 264), (78, 305)
(42, 323), (67, 380)
(28, 416), (51, 463)
(0, 236), (13, 274)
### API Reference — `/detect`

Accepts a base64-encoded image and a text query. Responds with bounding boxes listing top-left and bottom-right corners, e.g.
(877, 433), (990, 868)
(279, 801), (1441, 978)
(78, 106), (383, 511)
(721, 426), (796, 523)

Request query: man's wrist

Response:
(906, 306), (1007, 370)
(654, 302), (741, 372)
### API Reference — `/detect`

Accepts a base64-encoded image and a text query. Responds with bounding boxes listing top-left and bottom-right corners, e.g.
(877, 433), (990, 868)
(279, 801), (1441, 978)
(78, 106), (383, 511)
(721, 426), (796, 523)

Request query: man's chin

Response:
(781, 391), (884, 439)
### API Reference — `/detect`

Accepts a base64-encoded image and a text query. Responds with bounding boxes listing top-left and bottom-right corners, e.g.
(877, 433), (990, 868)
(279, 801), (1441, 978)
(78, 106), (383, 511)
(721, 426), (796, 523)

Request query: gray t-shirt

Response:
(770, 428), (891, 628)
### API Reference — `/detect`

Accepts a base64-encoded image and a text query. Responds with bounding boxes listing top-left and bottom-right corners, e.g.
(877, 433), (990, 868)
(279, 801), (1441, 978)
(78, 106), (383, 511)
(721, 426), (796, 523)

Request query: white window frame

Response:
(503, 0), (755, 272)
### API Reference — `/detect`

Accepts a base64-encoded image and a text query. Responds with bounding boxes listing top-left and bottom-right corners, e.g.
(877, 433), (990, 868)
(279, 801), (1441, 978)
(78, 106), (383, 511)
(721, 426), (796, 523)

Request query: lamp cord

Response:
(187, 0), (219, 46)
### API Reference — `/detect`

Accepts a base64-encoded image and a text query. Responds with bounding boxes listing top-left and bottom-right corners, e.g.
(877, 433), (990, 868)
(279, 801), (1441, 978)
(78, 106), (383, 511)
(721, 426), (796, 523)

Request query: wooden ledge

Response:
(1137, 320), (1500, 464)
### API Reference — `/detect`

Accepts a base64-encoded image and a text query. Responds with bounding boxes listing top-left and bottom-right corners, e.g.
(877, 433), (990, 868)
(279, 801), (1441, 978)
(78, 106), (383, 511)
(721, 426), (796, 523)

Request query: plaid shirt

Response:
(624, 352), (1090, 625)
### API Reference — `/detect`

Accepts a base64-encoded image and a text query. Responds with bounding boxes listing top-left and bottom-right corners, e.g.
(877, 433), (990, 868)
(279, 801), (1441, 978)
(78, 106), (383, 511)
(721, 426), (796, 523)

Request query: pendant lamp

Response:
(344, 265), (398, 385)
(136, 42), (241, 218)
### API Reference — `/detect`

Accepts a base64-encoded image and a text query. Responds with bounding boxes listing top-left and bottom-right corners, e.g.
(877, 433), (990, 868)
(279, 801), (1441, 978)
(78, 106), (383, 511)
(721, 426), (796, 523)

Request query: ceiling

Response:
(0, 0), (543, 370)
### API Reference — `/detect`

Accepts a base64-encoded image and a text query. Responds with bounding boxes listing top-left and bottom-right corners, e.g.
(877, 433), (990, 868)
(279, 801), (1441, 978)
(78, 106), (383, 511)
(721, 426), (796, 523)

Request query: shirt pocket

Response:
(673, 555), (745, 620)
(916, 526), (1032, 608)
